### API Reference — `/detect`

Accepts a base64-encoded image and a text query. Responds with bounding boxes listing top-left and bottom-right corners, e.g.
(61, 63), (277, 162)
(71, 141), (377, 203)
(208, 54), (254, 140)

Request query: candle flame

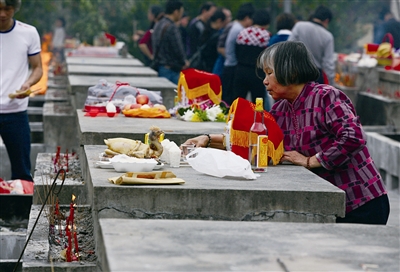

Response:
(71, 194), (76, 202)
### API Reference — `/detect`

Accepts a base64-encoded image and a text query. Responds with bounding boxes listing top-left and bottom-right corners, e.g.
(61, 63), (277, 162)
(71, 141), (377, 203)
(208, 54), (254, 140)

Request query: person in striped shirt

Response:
(258, 41), (389, 224)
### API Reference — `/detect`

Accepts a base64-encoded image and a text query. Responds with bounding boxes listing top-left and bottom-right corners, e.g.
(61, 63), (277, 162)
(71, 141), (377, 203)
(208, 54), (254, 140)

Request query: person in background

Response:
(186, 1), (217, 58)
(138, 5), (164, 66)
(195, 8), (226, 72)
(232, 9), (271, 107)
(182, 41), (390, 225)
(380, 10), (400, 49)
(220, 2), (255, 105)
(152, 0), (188, 84)
(212, 7), (232, 76)
(268, 13), (296, 46)
(51, 17), (66, 62)
(0, 0), (43, 181)
(265, 12), (296, 110)
(179, 12), (190, 53)
(288, 5), (334, 84)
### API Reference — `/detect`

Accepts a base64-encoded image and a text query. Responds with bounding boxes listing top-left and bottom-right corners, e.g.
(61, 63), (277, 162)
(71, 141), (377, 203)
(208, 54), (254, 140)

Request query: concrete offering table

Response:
(68, 75), (177, 110)
(82, 145), (345, 223)
(67, 64), (157, 77)
(99, 219), (399, 271)
(66, 56), (144, 66)
(77, 110), (226, 146)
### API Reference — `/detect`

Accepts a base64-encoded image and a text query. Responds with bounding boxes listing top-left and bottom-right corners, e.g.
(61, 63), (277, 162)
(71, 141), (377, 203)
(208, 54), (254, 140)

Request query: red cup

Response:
(107, 112), (116, 117)
(88, 109), (98, 117)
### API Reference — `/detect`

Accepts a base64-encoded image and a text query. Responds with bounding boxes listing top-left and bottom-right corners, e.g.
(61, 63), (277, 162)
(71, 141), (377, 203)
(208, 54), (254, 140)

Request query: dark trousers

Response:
(336, 194), (390, 225)
(0, 111), (33, 181)
(232, 65), (267, 105)
(221, 65), (236, 105)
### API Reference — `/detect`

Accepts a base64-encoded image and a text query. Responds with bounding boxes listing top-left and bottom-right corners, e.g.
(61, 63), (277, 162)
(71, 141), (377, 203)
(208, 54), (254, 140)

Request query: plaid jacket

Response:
(270, 82), (387, 213)
(152, 17), (186, 71)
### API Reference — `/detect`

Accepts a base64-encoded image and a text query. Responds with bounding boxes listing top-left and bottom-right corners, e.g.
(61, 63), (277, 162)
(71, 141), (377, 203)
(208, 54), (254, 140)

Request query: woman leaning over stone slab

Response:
(183, 41), (390, 225)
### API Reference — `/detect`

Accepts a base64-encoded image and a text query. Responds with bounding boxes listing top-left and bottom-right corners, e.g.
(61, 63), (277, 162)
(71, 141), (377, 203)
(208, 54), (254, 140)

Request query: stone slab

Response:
(44, 89), (69, 102)
(82, 145), (345, 223)
(66, 57), (143, 66)
(23, 205), (97, 272)
(67, 64), (157, 77)
(77, 110), (226, 146)
(43, 102), (80, 153)
(68, 75), (177, 110)
(33, 153), (86, 205)
(99, 218), (399, 272)
(356, 91), (400, 129)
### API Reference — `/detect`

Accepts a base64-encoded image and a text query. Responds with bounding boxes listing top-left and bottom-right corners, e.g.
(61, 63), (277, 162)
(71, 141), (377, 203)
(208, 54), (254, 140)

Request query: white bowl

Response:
(110, 155), (158, 172)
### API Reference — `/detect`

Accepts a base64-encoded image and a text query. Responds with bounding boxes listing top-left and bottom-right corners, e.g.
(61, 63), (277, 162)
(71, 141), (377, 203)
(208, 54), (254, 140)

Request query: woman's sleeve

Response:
(316, 89), (367, 170)
(139, 30), (151, 45)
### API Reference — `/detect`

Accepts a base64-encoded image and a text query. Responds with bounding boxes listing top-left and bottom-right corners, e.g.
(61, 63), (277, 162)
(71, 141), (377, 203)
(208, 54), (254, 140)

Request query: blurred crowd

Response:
(133, 0), (399, 109)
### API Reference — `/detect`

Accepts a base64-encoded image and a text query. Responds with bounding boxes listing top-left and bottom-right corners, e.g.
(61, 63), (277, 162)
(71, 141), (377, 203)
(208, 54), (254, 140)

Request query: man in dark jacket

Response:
(152, 0), (188, 84)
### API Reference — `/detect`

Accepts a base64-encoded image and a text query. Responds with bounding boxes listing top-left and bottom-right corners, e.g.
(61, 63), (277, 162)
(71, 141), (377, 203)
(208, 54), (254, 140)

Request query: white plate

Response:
(153, 162), (164, 170)
(95, 161), (114, 169)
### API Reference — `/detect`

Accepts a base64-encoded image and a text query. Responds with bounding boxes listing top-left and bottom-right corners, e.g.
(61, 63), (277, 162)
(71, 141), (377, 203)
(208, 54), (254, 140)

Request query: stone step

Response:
(29, 121), (43, 132)
(30, 122), (43, 143)
(27, 106), (43, 122)
(28, 94), (45, 107)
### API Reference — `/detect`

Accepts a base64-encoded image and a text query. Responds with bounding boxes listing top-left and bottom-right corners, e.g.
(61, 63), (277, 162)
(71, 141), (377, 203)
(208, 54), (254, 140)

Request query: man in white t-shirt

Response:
(0, 0), (43, 181)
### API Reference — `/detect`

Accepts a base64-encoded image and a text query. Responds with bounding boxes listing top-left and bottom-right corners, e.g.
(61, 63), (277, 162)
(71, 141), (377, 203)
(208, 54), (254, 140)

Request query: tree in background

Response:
(14, 0), (391, 59)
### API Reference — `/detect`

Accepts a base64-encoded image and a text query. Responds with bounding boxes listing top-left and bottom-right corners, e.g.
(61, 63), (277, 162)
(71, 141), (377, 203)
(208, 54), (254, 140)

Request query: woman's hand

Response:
(181, 135), (209, 148)
(281, 151), (308, 167)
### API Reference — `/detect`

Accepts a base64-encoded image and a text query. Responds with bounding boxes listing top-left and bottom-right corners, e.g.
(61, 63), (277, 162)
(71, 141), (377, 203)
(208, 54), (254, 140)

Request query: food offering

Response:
(103, 126), (164, 159)
(8, 88), (42, 99)
(122, 94), (170, 118)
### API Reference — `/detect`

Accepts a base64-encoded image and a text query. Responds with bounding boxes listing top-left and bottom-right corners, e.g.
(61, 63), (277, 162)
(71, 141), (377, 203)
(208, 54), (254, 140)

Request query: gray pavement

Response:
(99, 219), (399, 272)
(387, 190), (399, 227)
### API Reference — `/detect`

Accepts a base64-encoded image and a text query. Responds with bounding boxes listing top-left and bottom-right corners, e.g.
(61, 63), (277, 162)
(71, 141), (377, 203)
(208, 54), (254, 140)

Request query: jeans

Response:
(158, 65), (180, 85)
(0, 111), (33, 181)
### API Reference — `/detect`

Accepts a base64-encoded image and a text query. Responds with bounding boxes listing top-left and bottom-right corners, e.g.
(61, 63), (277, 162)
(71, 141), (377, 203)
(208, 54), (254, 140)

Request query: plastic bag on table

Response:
(84, 79), (163, 111)
(185, 148), (257, 179)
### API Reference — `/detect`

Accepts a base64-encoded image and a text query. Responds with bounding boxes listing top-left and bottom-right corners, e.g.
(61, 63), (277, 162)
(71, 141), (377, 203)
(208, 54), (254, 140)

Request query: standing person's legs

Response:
(221, 65), (236, 105)
(0, 111), (33, 181)
(158, 66), (180, 85)
(232, 65), (249, 102)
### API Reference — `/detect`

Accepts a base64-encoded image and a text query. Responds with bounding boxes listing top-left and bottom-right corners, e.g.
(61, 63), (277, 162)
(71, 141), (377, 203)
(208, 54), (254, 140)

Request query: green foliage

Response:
(14, 0), (391, 56)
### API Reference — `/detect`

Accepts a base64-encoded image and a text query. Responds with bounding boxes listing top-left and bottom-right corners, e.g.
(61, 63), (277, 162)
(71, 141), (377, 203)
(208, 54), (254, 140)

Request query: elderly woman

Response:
(183, 41), (389, 225)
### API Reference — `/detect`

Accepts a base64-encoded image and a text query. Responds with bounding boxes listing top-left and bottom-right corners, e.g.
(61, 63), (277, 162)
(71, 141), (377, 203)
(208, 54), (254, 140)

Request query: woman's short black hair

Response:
(209, 8), (226, 23)
(252, 9), (270, 26)
(276, 13), (296, 31)
(1, 0), (21, 12)
(257, 41), (320, 85)
(236, 3), (255, 21)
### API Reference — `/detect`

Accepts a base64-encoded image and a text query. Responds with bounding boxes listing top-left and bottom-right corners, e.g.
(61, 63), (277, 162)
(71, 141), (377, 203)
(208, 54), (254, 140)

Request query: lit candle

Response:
(66, 227), (72, 262)
(73, 226), (79, 255)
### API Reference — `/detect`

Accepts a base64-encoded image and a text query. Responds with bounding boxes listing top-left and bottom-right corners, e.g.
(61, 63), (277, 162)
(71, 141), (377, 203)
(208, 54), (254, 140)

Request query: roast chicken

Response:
(104, 126), (164, 159)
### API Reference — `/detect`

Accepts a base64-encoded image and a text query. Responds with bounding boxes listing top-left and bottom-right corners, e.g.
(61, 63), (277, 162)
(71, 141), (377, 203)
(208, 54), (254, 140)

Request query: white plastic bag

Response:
(185, 148), (257, 179)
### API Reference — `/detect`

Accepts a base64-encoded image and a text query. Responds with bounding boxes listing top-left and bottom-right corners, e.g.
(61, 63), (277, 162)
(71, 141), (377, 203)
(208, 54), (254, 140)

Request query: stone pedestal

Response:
(43, 102), (79, 153)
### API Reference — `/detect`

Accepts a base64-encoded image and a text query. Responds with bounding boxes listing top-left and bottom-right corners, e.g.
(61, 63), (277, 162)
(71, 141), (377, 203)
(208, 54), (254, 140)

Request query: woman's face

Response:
(263, 67), (286, 100)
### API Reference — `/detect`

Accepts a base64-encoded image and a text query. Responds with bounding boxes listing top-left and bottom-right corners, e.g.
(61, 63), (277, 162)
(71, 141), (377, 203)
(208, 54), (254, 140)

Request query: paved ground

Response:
(387, 189), (399, 227)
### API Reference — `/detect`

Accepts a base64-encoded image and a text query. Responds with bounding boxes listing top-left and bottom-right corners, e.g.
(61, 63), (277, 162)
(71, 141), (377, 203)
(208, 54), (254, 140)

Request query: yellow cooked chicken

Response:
(104, 127), (164, 159)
